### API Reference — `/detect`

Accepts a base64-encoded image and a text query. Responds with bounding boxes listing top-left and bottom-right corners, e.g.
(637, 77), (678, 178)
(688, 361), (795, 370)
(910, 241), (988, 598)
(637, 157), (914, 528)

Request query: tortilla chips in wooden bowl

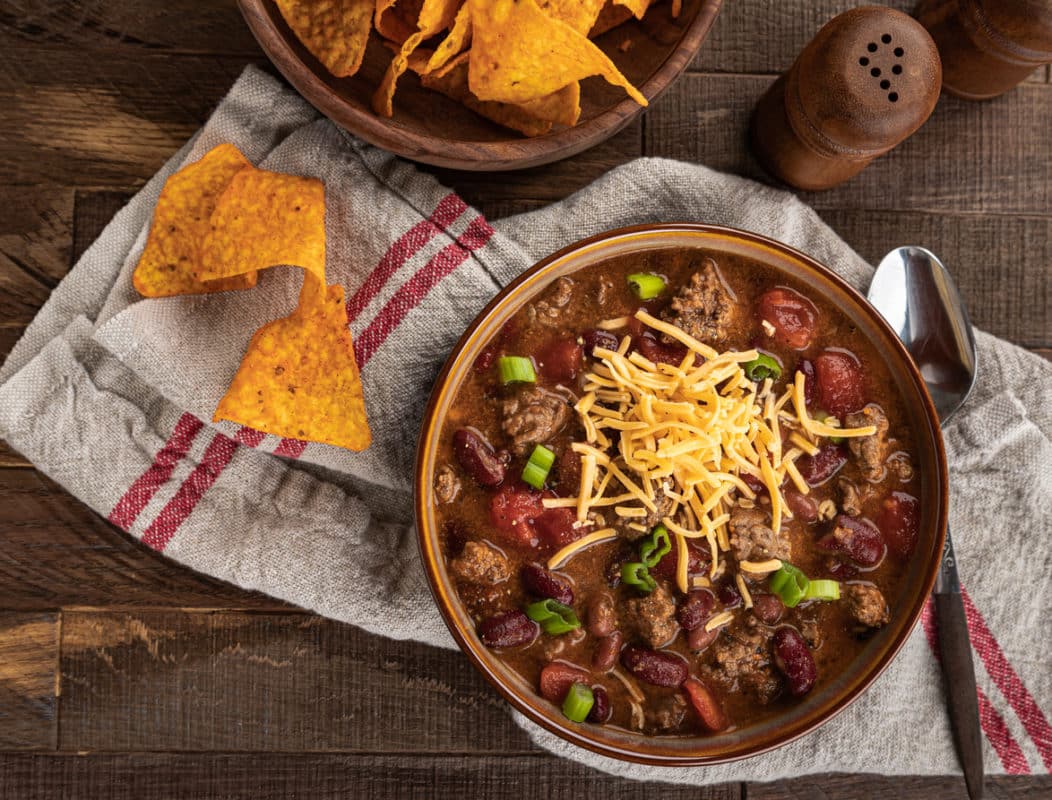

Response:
(238, 0), (722, 170)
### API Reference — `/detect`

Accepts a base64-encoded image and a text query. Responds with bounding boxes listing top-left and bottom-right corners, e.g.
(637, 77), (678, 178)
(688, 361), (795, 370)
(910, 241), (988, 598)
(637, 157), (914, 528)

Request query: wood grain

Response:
(0, 469), (291, 610)
(0, 612), (58, 750)
(645, 74), (1052, 216)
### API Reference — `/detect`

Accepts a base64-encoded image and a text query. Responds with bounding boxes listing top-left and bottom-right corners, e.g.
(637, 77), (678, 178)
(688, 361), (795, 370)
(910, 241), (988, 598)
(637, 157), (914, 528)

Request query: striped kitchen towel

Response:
(1, 65), (1049, 784)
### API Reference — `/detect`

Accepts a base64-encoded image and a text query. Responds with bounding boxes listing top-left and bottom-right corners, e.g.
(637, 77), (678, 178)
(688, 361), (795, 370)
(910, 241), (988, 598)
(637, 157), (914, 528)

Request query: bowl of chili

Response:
(415, 224), (948, 764)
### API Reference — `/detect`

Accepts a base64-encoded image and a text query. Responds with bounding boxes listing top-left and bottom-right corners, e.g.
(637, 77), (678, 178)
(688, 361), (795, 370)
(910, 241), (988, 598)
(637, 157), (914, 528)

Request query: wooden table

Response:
(1, 2), (1049, 797)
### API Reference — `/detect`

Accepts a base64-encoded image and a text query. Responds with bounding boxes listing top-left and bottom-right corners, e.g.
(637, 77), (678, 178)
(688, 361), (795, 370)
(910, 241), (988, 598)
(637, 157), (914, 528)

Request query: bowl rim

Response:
(236, 0), (724, 171)
(414, 223), (949, 765)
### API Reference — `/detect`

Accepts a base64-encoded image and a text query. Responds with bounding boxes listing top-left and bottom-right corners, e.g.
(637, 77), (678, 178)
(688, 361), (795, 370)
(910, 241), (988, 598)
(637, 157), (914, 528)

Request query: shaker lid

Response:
(788, 6), (942, 155)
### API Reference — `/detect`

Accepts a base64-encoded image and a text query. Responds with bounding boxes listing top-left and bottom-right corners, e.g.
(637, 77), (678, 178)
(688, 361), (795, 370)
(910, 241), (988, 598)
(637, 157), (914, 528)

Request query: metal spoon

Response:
(869, 246), (982, 799)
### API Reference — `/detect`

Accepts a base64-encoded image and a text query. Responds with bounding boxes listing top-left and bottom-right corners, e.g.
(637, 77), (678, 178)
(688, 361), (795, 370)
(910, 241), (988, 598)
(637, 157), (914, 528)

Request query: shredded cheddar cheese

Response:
(705, 611), (735, 632)
(547, 528), (617, 569)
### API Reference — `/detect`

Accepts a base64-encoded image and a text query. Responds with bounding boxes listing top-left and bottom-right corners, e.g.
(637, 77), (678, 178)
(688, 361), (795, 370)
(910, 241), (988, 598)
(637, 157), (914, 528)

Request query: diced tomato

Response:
(489, 483), (544, 548)
(796, 443), (848, 487)
(651, 539), (709, 580)
(539, 662), (591, 703)
(758, 288), (817, 349)
(533, 506), (587, 549)
(814, 350), (866, 416)
(536, 338), (583, 383)
(683, 677), (729, 732)
(879, 491), (920, 559)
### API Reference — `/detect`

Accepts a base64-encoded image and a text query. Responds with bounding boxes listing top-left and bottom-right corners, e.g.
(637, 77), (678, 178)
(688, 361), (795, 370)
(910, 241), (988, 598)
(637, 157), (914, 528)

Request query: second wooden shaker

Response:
(751, 6), (942, 191)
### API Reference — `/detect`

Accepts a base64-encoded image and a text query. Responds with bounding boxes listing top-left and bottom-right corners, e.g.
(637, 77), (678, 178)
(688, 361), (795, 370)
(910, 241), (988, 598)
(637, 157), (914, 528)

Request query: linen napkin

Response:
(1, 66), (1049, 784)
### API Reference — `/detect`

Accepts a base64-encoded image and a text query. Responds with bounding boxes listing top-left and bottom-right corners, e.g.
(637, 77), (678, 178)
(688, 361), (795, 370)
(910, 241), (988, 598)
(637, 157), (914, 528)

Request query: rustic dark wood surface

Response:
(1, 1), (1050, 797)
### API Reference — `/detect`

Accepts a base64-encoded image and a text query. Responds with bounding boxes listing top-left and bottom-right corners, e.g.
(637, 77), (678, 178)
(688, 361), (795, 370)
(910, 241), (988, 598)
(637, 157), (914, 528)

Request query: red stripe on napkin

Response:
(921, 599), (1031, 773)
(140, 430), (239, 552)
(234, 427), (266, 448)
(354, 215), (494, 368)
(962, 588), (1052, 770)
(345, 193), (468, 324)
(108, 413), (204, 530)
(273, 438), (307, 458)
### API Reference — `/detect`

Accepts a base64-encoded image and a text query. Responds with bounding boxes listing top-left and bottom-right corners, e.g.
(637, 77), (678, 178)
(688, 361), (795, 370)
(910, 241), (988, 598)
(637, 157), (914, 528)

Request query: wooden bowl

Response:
(415, 224), (948, 764)
(237, 0), (723, 171)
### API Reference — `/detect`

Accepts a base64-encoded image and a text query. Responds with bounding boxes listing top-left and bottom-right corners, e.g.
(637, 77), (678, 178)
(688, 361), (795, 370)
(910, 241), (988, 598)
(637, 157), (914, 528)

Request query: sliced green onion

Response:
(525, 599), (580, 635)
(815, 411), (845, 444)
(639, 525), (672, 568)
(521, 444), (555, 489)
(744, 353), (782, 382)
(769, 562), (809, 608)
(498, 355), (536, 384)
(562, 682), (595, 723)
(621, 561), (656, 593)
(804, 579), (841, 601)
(626, 272), (667, 300)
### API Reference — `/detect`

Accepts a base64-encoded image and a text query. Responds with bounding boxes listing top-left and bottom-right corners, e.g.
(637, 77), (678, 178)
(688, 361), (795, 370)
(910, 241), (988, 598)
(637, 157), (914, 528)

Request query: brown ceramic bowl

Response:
(415, 224), (948, 764)
(237, 0), (722, 171)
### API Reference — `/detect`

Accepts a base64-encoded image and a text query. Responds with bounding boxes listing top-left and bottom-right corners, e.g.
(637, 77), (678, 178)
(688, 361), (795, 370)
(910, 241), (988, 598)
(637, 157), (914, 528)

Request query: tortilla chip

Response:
(419, 53), (554, 136)
(518, 81), (581, 127)
(426, 2), (472, 73)
(375, 0), (425, 43)
(468, 0), (646, 107)
(589, 0), (634, 37)
(132, 144), (258, 298)
(537, 0), (606, 34)
(274, 0), (374, 78)
(198, 167), (326, 287)
(672, 0), (682, 17)
(372, 0), (462, 116)
(215, 275), (371, 452)
(614, 0), (651, 20)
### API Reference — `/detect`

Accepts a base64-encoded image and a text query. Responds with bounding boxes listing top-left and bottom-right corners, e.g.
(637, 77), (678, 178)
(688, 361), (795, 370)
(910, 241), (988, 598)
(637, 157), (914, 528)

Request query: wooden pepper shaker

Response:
(750, 6), (942, 191)
(915, 0), (1052, 99)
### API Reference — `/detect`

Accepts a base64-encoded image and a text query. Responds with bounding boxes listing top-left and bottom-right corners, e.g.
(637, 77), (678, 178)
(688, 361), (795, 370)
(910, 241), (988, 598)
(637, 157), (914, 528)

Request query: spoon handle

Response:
(933, 526), (984, 800)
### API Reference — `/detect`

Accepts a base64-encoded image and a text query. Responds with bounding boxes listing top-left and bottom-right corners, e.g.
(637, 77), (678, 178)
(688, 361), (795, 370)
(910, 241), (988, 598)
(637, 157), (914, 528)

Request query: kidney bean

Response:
(717, 581), (742, 609)
(587, 592), (617, 637)
(797, 358), (817, 405)
(537, 338), (583, 383)
(636, 331), (690, 366)
(521, 564), (573, 605)
(580, 328), (620, 356)
(758, 288), (817, 349)
(453, 428), (506, 487)
(814, 350), (866, 416)
(817, 514), (885, 567)
(539, 661), (591, 703)
(687, 626), (720, 653)
(741, 472), (768, 497)
(683, 677), (729, 732)
(825, 557), (858, 581)
(587, 686), (612, 724)
(750, 593), (785, 624)
(620, 645), (689, 687)
(651, 539), (709, 580)
(878, 491), (920, 559)
(591, 632), (622, 672)
(797, 443), (848, 487)
(784, 490), (819, 523)
(677, 590), (716, 631)
(478, 610), (539, 648)
(772, 627), (817, 696)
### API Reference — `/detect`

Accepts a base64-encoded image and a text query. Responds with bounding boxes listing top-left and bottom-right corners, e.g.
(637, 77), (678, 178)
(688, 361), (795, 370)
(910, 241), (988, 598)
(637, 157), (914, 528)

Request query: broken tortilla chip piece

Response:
(199, 167), (326, 286)
(426, 2), (473, 73)
(372, 0), (462, 116)
(274, 0), (374, 78)
(589, 0), (636, 37)
(614, 0), (651, 20)
(537, 0), (607, 34)
(375, 0), (425, 43)
(215, 276), (372, 452)
(133, 143), (258, 298)
(468, 0), (647, 107)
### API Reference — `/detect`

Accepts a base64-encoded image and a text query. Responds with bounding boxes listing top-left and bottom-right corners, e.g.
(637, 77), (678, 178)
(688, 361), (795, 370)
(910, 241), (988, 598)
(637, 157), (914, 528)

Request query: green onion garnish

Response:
(815, 411), (845, 444)
(498, 355), (536, 384)
(639, 525), (672, 568)
(521, 444), (555, 489)
(525, 599), (580, 635)
(562, 682), (595, 723)
(803, 579), (841, 601)
(768, 562), (809, 608)
(621, 561), (656, 593)
(744, 353), (782, 382)
(626, 272), (667, 300)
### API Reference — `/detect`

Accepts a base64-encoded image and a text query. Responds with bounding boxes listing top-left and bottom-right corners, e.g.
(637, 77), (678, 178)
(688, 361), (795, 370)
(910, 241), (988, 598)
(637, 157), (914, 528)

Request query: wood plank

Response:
(59, 610), (534, 753)
(0, 612), (58, 750)
(0, 0), (259, 56)
(72, 189), (133, 263)
(817, 209), (1052, 349)
(0, 47), (257, 187)
(746, 774), (1052, 799)
(645, 74), (1052, 216)
(0, 469), (291, 610)
(0, 753), (740, 799)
